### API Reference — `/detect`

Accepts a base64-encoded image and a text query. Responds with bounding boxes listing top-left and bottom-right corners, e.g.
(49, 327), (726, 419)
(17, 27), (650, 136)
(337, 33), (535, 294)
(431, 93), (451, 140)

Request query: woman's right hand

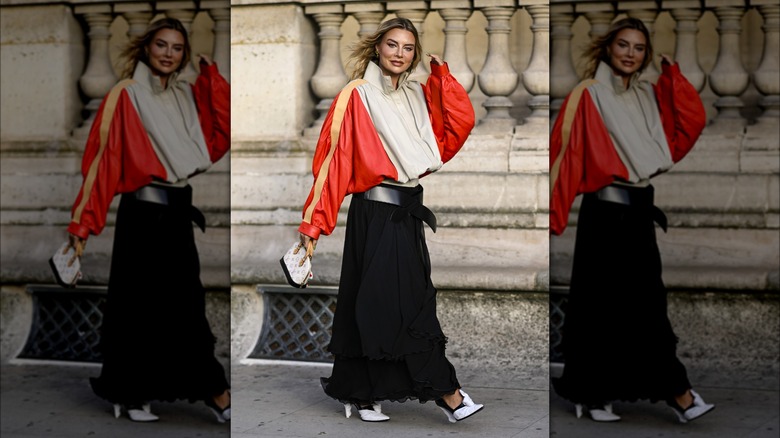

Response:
(67, 234), (86, 267)
(299, 233), (317, 259)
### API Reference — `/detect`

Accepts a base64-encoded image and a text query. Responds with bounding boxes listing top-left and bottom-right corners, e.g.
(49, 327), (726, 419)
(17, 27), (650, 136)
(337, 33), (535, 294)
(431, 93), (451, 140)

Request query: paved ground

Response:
(231, 360), (548, 438)
(2, 360), (778, 438)
(550, 384), (779, 438)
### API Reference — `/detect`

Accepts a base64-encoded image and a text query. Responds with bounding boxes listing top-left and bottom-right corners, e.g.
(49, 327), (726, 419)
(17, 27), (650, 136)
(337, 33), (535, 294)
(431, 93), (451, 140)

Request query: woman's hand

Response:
(198, 54), (214, 66)
(426, 53), (445, 66)
(299, 233), (317, 259)
(67, 233), (86, 267)
(659, 53), (675, 66)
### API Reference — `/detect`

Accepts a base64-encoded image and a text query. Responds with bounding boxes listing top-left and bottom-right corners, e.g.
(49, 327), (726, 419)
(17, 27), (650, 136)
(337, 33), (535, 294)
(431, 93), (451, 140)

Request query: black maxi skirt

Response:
(90, 185), (229, 406)
(552, 184), (691, 406)
(321, 184), (460, 404)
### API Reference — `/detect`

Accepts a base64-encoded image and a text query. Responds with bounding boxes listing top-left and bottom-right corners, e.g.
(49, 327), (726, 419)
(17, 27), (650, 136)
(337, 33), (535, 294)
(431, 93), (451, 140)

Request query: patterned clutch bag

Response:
(280, 241), (313, 288)
(49, 242), (82, 288)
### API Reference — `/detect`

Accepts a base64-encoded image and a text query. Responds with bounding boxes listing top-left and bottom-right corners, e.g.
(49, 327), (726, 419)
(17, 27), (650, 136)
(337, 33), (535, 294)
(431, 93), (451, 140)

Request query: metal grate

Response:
(249, 285), (337, 363)
(550, 285), (569, 364)
(19, 285), (106, 363)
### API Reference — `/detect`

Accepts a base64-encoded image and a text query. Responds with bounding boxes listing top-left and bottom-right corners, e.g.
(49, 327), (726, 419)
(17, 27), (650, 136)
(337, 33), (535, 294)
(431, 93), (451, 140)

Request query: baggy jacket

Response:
(549, 62), (706, 236)
(298, 62), (475, 240)
(68, 63), (230, 240)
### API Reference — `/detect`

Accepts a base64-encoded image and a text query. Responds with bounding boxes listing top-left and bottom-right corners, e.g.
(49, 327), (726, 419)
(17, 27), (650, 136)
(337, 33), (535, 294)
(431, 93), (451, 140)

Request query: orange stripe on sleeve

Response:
(302, 79), (367, 225)
(72, 79), (136, 225)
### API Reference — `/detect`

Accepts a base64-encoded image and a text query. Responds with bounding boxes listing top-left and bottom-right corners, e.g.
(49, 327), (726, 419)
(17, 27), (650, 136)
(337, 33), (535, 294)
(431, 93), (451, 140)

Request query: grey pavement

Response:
(550, 382), (780, 438)
(0, 362), (229, 438)
(3, 360), (779, 438)
(231, 361), (548, 438)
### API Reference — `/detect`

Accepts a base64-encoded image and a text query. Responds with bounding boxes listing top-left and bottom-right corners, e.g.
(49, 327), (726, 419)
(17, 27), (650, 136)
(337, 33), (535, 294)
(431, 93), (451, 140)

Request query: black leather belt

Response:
(354, 184), (437, 232)
(133, 184), (206, 232)
(595, 184), (668, 232)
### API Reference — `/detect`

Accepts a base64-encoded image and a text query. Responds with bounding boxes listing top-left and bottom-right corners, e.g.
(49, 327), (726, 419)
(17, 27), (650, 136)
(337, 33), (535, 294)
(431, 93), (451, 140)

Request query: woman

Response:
(66, 18), (231, 423)
(297, 18), (483, 423)
(550, 18), (715, 423)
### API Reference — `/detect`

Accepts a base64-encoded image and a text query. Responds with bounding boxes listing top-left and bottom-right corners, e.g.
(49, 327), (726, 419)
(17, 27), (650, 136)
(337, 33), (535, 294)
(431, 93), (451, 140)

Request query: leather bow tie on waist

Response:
(353, 184), (437, 232)
(595, 184), (668, 232)
(133, 184), (206, 232)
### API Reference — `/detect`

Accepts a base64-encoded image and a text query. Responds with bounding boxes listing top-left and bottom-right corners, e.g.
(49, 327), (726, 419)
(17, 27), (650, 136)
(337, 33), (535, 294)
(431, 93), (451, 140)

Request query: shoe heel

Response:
(575, 404), (583, 419)
(669, 406), (688, 423)
(113, 404), (122, 419)
(344, 403), (352, 419)
(438, 406), (457, 423)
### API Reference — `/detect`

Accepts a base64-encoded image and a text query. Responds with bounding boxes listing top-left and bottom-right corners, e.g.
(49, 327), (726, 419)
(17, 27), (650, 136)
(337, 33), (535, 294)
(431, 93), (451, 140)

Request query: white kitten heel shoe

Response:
(667, 389), (715, 423)
(344, 402), (390, 422)
(575, 403), (621, 422)
(435, 389), (484, 423)
(113, 403), (159, 422)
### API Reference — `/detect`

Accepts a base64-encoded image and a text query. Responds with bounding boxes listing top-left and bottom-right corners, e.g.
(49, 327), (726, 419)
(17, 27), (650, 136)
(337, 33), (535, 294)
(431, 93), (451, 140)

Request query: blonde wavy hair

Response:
(119, 18), (191, 80)
(581, 17), (653, 80)
(347, 17), (423, 80)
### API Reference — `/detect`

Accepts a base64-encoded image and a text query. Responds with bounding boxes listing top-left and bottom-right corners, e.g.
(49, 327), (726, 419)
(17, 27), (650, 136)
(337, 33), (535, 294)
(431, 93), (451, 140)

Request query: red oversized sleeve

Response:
(422, 62), (475, 163)
(192, 62), (231, 163)
(654, 62), (706, 163)
(549, 83), (628, 235)
(67, 83), (164, 240)
(298, 81), (392, 240)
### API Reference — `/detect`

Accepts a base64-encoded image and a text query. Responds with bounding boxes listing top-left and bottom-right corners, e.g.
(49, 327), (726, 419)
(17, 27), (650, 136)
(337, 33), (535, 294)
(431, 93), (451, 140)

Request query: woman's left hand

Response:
(659, 53), (675, 66)
(427, 53), (445, 66)
(198, 54), (214, 66)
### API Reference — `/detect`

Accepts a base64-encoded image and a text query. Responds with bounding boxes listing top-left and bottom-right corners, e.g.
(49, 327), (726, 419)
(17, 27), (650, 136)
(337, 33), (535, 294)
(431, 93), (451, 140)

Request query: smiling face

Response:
(608, 28), (647, 81)
(375, 28), (416, 88)
(146, 28), (185, 86)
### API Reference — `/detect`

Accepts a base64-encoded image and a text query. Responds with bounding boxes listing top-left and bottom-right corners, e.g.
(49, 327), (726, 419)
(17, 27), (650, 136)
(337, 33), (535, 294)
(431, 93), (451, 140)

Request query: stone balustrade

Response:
(300, 0), (547, 130)
(549, 0), (780, 291)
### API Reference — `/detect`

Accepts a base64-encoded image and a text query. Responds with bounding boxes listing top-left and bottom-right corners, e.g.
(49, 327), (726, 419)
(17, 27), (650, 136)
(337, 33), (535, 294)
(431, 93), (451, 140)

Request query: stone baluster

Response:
(708, 6), (749, 123)
(207, 6), (231, 81)
(584, 10), (615, 39)
(72, 7), (117, 146)
(670, 7), (706, 92)
(349, 3), (386, 38)
(391, 6), (430, 83)
(436, 3), (475, 92)
(118, 3), (153, 39)
(743, 1), (780, 173)
(161, 5), (198, 82)
(476, 2), (519, 131)
(306, 6), (348, 131)
(550, 3), (579, 119)
(523, 3), (551, 119)
(754, 2), (780, 120)
(627, 8), (660, 81)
